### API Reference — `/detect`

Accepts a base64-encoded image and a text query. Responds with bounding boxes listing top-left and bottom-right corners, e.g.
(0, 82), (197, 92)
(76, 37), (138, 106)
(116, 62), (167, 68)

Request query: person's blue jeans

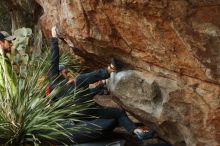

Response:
(74, 68), (137, 134)
(91, 107), (137, 134)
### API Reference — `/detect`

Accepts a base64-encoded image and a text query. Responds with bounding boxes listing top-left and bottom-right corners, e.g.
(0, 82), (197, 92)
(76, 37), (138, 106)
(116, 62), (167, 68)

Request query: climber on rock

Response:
(47, 26), (156, 142)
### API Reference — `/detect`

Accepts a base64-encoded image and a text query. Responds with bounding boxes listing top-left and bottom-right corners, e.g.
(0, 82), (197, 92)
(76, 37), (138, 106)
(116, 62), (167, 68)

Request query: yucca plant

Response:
(0, 51), (94, 146)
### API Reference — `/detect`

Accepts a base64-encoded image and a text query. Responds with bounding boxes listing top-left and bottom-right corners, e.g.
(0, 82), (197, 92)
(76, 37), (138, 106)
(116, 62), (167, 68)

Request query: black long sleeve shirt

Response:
(48, 38), (73, 100)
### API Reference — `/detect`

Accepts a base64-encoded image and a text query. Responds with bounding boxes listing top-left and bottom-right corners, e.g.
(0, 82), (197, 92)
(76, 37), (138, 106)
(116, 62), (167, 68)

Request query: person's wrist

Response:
(51, 26), (58, 37)
(52, 33), (57, 38)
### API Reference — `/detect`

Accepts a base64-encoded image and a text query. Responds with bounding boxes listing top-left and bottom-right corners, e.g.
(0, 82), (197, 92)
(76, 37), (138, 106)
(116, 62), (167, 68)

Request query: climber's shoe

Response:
(134, 129), (155, 141)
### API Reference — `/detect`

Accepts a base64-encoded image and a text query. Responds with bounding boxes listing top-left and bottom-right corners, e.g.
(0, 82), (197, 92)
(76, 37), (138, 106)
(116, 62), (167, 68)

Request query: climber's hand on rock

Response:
(51, 26), (64, 39)
(51, 26), (58, 38)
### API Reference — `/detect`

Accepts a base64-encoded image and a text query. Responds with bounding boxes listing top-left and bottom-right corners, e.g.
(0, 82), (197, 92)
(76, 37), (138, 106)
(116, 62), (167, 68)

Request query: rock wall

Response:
(35, 0), (220, 146)
(0, 3), (11, 32)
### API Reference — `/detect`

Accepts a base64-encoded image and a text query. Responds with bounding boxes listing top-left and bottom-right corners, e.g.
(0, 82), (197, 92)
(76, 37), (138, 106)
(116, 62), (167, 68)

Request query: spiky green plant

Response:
(0, 51), (94, 146)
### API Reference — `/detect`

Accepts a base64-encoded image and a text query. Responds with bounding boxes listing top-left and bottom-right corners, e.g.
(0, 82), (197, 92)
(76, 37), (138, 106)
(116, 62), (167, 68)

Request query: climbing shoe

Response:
(134, 129), (155, 141)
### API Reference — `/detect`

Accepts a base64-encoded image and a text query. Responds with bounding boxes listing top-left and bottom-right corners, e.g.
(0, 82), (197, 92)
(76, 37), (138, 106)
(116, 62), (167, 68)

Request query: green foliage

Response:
(59, 51), (81, 76)
(13, 27), (32, 52)
(32, 49), (81, 78)
(0, 47), (93, 145)
(11, 27), (32, 78)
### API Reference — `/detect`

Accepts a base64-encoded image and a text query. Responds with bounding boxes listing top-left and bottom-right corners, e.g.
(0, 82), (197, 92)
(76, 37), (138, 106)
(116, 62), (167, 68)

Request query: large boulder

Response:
(107, 70), (220, 146)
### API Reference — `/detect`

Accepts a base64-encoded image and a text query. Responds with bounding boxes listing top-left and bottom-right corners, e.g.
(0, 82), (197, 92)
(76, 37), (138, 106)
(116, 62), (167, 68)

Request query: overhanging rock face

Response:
(36, 0), (220, 83)
(35, 0), (220, 145)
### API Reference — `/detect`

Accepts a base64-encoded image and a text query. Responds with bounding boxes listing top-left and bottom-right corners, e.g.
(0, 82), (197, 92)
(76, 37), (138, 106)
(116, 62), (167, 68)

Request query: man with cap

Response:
(0, 31), (15, 53)
(0, 31), (17, 96)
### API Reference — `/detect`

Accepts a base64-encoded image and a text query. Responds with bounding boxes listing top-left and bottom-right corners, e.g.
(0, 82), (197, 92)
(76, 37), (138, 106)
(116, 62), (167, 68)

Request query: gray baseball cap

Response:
(0, 31), (16, 41)
(59, 64), (66, 71)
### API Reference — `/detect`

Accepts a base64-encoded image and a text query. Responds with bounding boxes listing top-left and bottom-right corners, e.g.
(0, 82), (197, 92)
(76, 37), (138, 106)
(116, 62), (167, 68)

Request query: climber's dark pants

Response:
(90, 107), (137, 133)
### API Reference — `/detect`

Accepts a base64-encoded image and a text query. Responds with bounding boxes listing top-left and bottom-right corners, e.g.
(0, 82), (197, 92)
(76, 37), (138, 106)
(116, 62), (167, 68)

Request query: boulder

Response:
(107, 70), (220, 146)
